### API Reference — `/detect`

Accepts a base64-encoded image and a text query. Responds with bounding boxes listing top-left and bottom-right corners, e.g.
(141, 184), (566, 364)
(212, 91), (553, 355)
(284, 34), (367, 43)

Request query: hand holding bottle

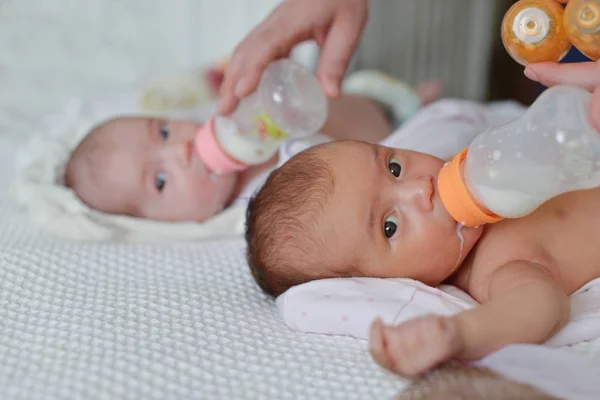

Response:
(438, 85), (600, 227)
(217, 0), (368, 116)
(525, 60), (600, 131)
(501, 0), (600, 130)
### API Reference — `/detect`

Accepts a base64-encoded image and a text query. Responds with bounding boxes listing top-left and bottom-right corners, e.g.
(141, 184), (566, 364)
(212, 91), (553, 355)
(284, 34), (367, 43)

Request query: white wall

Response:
(0, 0), (291, 122)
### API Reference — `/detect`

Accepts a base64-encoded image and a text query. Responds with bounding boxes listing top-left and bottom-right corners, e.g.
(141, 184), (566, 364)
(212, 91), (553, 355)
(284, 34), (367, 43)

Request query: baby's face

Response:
(319, 141), (482, 286)
(88, 117), (237, 222)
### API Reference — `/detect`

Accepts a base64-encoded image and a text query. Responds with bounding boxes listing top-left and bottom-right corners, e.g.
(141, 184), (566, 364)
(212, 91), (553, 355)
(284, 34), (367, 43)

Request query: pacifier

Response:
(501, 0), (599, 65)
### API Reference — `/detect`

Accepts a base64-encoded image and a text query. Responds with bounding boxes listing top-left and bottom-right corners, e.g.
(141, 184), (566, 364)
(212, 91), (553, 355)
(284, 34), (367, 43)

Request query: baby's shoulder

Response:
(458, 224), (551, 301)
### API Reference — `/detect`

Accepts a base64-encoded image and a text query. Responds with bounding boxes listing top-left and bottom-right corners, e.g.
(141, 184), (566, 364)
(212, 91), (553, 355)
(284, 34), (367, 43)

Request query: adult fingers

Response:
(316, 5), (368, 98)
(217, 6), (310, 114)
(524, 61), (600, 92)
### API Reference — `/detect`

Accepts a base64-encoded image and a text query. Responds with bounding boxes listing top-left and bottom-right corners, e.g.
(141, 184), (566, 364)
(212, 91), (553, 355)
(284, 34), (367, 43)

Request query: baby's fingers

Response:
(525, 61), (600, 92)
(369, 318), (395, 371)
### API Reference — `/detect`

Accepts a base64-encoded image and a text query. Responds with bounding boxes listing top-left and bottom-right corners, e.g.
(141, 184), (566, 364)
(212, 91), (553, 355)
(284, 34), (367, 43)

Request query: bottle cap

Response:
(437, 148), (503, 227)
(501, 0), (572, 66)
(563, 0), (600, 61)
(194, 116), (249, 174)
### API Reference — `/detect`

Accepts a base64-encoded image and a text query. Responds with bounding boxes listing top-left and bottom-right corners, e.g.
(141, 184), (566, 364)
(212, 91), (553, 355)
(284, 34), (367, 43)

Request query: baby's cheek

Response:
(187, 179), (222, 212)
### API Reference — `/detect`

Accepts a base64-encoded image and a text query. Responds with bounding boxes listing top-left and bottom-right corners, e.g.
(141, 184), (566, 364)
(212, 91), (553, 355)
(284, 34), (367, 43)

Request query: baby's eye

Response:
(159, 124), (169, 140)
(388, 158), (402, 177)
(155, 172), (167, 192)
(383, 214), (398, 239)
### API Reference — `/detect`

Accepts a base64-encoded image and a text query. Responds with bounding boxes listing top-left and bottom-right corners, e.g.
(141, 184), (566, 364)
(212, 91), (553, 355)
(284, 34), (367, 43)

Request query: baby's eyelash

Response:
(155, 172), (167, 192)
(384, 214), (398, 239)
(159, 123), (169, 140)
(388, 157), (402, 177)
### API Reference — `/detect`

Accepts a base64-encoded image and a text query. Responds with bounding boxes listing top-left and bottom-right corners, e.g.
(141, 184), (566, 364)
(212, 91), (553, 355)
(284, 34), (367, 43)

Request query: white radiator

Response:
(351, 0), (501, 100)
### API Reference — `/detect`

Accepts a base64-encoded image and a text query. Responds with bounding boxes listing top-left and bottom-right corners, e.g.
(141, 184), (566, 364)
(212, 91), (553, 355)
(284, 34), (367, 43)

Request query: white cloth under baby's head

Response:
(276, 276), (600, 348)
(9, 89), (248, 243)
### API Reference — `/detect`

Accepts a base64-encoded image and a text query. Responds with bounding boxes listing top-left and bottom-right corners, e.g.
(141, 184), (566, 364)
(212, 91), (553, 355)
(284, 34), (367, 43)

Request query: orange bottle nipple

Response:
(501, 0), (572, 65)
(437, 148), (503, 228)
(563, 0), (600, 60)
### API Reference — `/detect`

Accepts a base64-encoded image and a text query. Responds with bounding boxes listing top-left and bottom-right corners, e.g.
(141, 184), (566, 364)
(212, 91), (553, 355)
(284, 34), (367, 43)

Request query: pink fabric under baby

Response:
(275, 277), (600, 347)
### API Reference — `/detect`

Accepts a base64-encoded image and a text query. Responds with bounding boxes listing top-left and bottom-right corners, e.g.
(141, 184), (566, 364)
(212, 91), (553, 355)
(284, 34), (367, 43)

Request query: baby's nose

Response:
(395, 176), (434, 212)
(174, 140), (193, 167)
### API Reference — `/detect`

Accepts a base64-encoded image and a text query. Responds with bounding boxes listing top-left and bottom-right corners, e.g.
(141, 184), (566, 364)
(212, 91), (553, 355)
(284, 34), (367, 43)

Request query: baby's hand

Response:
(369, 315), (464, 377)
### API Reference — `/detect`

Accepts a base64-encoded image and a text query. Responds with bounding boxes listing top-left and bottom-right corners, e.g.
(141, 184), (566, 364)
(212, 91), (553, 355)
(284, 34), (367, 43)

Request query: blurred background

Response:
(0, 0), (591, 132)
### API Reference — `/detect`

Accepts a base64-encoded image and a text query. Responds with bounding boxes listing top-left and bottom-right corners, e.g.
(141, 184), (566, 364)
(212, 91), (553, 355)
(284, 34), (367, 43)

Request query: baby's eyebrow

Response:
(368, 146), (382, 242)
(141, 161), (153, 199)
(371, 144), (379, 162)
(368, 194), (381, 242)
(147, 118), (159, 142)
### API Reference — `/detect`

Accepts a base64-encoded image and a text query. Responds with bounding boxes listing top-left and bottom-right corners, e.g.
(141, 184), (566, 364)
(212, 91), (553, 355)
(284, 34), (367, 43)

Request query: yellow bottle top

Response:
(564, 0), (600, 60)
(501, 0), (572, 65)
(437, 148), (504, 228)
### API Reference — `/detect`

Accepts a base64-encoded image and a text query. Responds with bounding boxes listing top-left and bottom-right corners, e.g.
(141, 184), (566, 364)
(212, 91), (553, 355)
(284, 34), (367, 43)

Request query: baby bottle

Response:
(194, 59), (328, 174)
(501, 0), (599, 65)
(437, 85), (600, 227)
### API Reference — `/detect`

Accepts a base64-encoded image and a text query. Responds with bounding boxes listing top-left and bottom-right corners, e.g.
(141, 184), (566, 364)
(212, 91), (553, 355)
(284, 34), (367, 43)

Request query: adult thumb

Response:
(525, 61), (600, 92)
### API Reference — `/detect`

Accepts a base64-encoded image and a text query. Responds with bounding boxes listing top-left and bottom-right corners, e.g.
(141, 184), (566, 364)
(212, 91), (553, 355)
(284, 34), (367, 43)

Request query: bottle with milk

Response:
(438, 85), (600, 227)
(194, 59), (328, 174)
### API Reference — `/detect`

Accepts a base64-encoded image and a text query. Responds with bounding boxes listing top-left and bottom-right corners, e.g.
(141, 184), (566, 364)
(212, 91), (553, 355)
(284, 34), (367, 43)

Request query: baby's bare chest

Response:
(469, 188), (600, 294)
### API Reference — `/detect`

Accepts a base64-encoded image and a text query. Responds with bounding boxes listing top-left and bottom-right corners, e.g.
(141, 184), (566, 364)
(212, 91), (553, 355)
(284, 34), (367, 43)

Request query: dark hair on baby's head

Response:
(245, 144), (354, 297)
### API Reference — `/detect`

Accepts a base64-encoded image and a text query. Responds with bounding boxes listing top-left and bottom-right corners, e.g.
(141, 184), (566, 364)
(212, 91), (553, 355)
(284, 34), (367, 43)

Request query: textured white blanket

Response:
(0, 200), (406, 399)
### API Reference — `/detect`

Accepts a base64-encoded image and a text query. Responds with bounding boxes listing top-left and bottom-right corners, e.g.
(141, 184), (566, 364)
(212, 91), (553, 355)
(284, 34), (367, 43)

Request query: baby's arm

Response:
(369, 261), (570, 377)
(454, 261), (570, 358)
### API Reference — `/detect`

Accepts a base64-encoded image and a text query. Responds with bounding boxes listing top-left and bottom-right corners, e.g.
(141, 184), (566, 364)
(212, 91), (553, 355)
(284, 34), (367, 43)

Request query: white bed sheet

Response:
(0, 118), (409, 399)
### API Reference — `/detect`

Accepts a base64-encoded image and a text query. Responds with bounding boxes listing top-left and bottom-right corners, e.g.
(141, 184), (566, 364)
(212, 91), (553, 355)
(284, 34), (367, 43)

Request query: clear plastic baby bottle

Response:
(194, 59), (328, 174)
(438, 85), (600, 227)
(501, 0), (599, 65)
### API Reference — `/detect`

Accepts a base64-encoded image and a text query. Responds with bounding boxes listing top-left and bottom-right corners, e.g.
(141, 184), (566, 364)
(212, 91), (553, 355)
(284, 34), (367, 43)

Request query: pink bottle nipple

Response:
(194, 116), (249, 174)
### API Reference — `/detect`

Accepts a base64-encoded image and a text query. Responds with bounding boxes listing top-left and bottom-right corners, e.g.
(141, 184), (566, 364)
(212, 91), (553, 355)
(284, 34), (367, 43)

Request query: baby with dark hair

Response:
(245, 98), (599, 377)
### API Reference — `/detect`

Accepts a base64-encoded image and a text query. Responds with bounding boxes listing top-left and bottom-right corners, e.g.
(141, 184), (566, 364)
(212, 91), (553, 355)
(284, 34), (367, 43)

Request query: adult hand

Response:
(217, 0), (368, 115)
(523, 0), (600, 130)
(525, 58), (600, 131)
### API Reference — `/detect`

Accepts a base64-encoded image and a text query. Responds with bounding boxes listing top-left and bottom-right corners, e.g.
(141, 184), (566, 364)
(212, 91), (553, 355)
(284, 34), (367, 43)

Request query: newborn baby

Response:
(245, 99), (599, 377)
(65, 71), (442, 223)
